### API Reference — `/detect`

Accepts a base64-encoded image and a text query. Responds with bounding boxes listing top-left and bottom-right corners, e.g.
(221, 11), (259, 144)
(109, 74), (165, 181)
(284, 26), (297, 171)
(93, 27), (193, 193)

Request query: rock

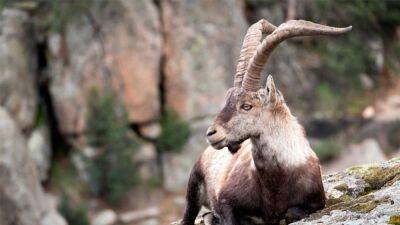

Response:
(92, 209), (117, 225)
(358, 120), (400, 152)
(139, 123), (162, 140)
(135, 143), (157, 163)
(0, 8), (38, 131)
(27, 126), (51, 181)
(161, 0), (247, 119)
(135, 142), (158, 181)
(163, 117), (212, 191)
(294, 158), (400, 225)
(41, 212), (67, 225)
(373, 91), (400, 122)
(49, 0), (161, 136)
(118, 207), (160, 224)
(0, 107), (66, 225)
(323, 139), (387, 174)
(138, 218), (159, 225)
(171, 157), (400, 225)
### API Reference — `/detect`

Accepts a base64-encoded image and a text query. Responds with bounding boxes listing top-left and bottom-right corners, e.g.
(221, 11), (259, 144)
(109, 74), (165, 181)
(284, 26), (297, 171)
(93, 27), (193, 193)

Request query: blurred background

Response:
(0, 0), (399, 225)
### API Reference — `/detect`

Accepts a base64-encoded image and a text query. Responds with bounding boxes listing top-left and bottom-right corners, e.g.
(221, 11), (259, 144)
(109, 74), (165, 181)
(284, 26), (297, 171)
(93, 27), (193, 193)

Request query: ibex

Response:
(181, 20), (351, 225)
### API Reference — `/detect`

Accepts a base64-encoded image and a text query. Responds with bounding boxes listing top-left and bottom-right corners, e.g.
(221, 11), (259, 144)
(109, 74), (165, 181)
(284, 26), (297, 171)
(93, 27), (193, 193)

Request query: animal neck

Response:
(250, 110), (313, 171)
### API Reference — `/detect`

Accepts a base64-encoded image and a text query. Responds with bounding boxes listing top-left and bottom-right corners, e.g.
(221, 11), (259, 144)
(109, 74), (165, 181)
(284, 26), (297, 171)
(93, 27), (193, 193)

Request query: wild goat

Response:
(181, 20), (351, 225)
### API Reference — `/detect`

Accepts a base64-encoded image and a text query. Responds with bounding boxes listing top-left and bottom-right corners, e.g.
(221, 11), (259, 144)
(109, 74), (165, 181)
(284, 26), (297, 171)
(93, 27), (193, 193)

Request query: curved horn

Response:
(241, 20), (352, 92)
(234, 19), (277, 88)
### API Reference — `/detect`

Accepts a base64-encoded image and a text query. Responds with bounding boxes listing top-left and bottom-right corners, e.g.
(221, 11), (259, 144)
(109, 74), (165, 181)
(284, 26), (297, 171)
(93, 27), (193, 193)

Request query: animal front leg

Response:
(216, 202), (239, 225)
(203, 212), (219, 225)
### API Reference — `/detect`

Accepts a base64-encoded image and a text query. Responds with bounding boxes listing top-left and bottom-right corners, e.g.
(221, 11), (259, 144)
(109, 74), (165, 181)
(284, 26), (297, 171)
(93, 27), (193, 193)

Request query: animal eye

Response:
(241, 104), (252, 111)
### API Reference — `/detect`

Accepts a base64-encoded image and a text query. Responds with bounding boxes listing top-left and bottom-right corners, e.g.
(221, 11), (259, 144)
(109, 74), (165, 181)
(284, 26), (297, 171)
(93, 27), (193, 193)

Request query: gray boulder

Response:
(27, 126), (52, 181)
(0, 107), (66, 225)
(0, 8), (38, 131)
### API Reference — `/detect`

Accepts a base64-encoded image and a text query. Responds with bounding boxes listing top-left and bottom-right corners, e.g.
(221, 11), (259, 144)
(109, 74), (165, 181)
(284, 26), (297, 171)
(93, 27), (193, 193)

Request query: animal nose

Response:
(206, 126), (217, 137)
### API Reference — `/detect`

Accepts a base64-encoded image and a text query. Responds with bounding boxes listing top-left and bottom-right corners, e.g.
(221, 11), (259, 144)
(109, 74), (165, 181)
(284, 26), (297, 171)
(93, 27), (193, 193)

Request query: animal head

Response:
(206, 19), (351, 153)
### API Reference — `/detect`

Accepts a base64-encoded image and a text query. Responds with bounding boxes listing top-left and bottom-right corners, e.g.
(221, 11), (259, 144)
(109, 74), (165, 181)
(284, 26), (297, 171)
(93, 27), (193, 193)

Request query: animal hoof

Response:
(203, 212), (220, 225)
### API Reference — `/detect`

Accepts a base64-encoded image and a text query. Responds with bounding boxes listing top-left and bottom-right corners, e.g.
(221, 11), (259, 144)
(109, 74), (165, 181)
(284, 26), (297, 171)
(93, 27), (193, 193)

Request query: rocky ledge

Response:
(171, 157), (400, 225)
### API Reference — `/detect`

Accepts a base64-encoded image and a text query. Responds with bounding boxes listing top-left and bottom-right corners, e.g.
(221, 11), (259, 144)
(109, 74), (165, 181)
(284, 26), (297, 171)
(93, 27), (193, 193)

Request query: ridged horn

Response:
(234, 19), (277, 88)
(241, 20), (352, 92)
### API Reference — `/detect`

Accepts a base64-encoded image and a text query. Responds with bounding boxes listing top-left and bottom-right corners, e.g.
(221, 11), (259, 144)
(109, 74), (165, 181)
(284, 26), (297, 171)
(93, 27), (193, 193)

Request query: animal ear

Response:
(266, 75), (277, 103)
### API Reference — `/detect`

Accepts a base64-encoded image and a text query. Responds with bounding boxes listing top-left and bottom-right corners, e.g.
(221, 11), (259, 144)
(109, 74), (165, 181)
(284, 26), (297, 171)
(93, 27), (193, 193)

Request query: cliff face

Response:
(171, 158), (400, 225)
(0, 107), (66, 225)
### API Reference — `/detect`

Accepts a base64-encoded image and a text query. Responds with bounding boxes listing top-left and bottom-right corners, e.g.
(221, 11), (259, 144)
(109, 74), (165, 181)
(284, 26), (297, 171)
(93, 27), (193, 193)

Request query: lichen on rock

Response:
(173, 158), (400, 225)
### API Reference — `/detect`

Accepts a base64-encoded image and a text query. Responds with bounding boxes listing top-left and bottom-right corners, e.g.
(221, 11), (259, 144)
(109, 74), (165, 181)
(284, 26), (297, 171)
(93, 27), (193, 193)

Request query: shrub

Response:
(86, 90), (140, 204)
(58, 196), (90, 225)
(156, 110), (191, 153)
(49, 160), (86, 197)
(313, 139), (342, 162)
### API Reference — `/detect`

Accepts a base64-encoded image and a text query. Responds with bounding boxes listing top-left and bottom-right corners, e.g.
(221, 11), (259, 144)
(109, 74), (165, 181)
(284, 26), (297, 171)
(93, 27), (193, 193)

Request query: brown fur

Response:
(182, 78), (325, 225)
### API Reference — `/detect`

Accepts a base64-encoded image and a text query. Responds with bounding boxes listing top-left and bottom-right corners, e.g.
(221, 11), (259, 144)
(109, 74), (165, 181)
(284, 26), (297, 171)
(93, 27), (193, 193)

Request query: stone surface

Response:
(48, 0), (161, 136)
(323, 139), (387, 174)
(161, 0), (247, 120)
(92, 209), (117, 225)
(0, 8), (38, 131)
(171, 157), (400, 225)
(118, 207), (160, 224)
(27, 126), (52, 181)
(139, 123), (162, 140)
(135, 142), (158, 181)
(0, 107), (65, 225)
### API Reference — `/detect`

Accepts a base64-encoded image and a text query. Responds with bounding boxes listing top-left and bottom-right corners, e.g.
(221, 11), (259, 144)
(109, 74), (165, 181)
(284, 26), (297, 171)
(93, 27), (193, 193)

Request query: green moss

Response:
(334, 183), (349, 192)
(388, 157), (400, 163)
(346, 165), (400, 192)
(326, 194), (352, 207)
(310, 194), (390, 220)
(348, 199), (382, 213)
(156, 110), (191, 153)
(389, 215), (400, 225)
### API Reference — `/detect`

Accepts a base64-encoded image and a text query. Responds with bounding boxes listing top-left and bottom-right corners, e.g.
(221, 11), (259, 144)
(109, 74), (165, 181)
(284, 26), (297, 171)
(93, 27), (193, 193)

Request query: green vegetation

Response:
(0, 0), (91, 33)
(156, 110), (191, 153)
(314, 0), (400, 28)
(311, 0), (400, 76)
(51, 161), (89, 224)
(58, 196), (90, 225)
(303, 0), (400, 117)
(389, 215), (400, 225)
(49, 159), (88, 198)
(33, 101), (47, 128)
(312, 139), (342, 162)
(86, 90), (140, 205)
(316, 83), (341, 117)
(346, 164), (400, 192)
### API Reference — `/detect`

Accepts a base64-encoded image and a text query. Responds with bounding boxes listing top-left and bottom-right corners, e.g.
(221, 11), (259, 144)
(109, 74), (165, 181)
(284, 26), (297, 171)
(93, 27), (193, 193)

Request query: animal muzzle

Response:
(206, 124), (227, 149)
